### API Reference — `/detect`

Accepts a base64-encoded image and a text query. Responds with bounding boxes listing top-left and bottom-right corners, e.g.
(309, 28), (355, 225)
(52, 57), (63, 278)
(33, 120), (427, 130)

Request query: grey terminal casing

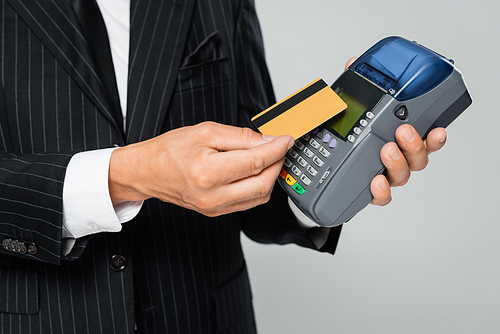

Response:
(278, 36), (472, 227)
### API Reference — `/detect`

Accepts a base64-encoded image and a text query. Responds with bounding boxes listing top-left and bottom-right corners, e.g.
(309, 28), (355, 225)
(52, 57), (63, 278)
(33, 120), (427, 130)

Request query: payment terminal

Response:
(278, 36), (472, 227)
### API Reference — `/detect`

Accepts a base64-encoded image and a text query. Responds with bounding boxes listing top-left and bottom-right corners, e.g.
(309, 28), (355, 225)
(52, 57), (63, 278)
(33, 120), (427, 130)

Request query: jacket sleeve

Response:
(0, 1), (122, 264)
(233, 0), (342, 254)
(0, 67), (92, 265)
(0, 150), (76, 265)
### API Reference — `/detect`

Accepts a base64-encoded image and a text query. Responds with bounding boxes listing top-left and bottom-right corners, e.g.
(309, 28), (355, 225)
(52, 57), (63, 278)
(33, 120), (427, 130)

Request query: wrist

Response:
(109, 144), (149, 205)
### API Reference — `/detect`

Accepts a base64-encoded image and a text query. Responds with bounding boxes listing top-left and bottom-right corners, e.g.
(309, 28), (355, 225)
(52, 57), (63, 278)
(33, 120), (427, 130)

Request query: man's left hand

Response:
(343, 57), (447, 207)
(370, 125), (447, 206)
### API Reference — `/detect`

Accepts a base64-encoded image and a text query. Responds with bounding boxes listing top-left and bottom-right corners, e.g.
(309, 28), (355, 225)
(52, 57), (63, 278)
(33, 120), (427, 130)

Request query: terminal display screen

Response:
(325, 71), (385, 139)
(326, 90), (367, 138)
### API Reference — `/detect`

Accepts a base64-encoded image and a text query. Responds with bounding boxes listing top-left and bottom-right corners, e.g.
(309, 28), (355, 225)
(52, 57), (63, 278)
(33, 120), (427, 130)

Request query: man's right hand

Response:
(108, 122), (294, 217)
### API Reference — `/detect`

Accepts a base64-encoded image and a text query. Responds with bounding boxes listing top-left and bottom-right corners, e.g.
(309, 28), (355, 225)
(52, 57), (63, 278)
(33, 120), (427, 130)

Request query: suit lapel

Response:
(126, 0), (197, 143)
(6, 0), (124, 138)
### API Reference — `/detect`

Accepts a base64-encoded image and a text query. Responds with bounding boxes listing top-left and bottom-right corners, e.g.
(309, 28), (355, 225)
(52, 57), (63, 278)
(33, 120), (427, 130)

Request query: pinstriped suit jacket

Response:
(0, 0), (342, 332)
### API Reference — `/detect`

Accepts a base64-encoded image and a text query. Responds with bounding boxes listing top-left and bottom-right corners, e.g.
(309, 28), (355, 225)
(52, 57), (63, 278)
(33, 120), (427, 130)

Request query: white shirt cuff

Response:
(62, 148), (143, 239)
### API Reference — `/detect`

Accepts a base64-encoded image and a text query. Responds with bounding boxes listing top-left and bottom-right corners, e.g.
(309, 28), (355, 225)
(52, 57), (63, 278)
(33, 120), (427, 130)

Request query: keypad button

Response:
(348, 135), (356, 143)
(312, 127), (319, 134)
(284, 157), (293, 168)
(360, 119), (368, 127)
(329, 139), (337, 149)
(300, 174), (312, 186)
(291, 165), (302, 177)
(288, 148), (299, 159)
(295, 141), (305, 150)
(303, 147), (314, 158)
(309, 139), (320, 149)
(319, 146), (330, 158)
(279, 168), (287, 179)
(285, 174), (296, 186)
(316, 132), (324, 139)
(323, 134), (331, 143)
(292, 183), (306, 195)
(313, 156), (324, 167)
(366, 111), (375, 119)
(297, 156), (307, 167)
(302, 134), (311, 141)
(306, 165), (318, 176)
(353, 127), (362, 135)
(394, 106), (408, 120)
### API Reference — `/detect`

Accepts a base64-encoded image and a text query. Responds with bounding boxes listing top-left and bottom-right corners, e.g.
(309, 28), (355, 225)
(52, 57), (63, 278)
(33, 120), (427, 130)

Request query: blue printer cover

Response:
(349, 36), (454, 101)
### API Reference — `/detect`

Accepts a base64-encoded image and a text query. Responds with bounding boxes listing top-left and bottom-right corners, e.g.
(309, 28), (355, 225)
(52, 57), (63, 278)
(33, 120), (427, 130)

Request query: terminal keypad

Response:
(280, 127), (339, 195)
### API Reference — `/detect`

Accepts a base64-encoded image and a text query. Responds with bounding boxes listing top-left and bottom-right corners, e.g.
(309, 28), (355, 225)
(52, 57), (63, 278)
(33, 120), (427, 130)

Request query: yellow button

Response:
(285, 174), (296, 186)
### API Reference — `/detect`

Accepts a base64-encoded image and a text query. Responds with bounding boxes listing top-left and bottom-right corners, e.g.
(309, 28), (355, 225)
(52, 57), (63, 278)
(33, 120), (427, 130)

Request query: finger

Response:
(370, 174), (392, 206)
(344, 57), (358, 70)
(380, 142), (411, 187)
(201, 166), (281, 216)
(395, 124), (429, 171)
(207, 135), (293, 185)
(424, 127), (447, 154)
(191, 158), (284, 215)
(220, 157), (284, 207)
(195, 122), (279, 152)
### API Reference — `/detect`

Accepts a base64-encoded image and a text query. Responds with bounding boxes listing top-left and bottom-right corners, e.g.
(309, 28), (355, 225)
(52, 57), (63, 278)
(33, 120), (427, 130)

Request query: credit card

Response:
(251, 79), (347, 139)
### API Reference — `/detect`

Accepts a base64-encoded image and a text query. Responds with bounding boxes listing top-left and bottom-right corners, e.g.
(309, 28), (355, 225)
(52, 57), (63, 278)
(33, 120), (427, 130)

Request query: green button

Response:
(292, 183), (306, 195)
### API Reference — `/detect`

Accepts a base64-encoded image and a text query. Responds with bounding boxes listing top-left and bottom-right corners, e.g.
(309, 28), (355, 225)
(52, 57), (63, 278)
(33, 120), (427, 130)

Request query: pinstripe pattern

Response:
(0, 0), (341, 333)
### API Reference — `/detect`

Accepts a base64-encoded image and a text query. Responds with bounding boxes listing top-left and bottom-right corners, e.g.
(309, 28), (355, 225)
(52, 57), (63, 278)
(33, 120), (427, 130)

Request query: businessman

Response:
(0, 0), (446, 333)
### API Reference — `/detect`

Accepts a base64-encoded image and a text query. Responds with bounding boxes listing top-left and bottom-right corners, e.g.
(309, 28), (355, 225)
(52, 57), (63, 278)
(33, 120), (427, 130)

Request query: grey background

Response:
(241, 1), (500, 333)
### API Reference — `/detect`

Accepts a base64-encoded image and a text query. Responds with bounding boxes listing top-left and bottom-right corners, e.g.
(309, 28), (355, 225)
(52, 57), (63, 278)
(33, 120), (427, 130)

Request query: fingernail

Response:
(376, 178), (388, 191)
(262, 135), (276, 142)
(287, 139), (295, 150)
(403, 127), (415, 142)
(390, 146), (400, 161)
(439, 133), (447, 144)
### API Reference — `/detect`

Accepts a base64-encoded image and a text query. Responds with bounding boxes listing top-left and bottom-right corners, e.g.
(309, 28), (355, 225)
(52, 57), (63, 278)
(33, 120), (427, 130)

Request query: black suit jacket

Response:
(0, 0), (342, 333)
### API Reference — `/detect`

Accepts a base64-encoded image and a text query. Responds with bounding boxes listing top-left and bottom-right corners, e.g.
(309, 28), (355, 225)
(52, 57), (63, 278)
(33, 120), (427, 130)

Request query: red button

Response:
(279, 168), (287, 179)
